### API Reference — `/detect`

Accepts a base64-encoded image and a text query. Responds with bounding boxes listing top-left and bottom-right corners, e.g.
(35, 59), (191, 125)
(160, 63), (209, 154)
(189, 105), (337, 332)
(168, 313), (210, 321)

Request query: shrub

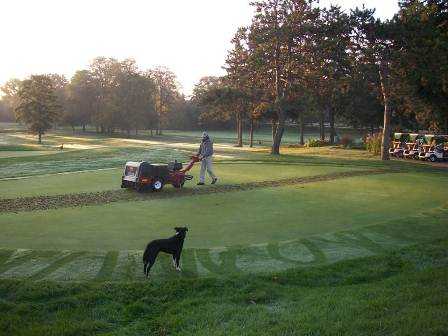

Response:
(305, 139), (329, 147)
(365, 133), (382, 155)
(340, 135), (354, 148)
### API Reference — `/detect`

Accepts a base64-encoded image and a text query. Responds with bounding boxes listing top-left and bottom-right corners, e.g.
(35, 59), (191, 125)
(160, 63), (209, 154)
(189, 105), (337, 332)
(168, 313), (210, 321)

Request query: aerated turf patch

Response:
(0, 169), (395, 213)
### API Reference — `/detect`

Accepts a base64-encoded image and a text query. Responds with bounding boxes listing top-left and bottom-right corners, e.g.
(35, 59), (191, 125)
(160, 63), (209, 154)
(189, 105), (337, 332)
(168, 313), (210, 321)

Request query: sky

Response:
(0, 0), (399, 97)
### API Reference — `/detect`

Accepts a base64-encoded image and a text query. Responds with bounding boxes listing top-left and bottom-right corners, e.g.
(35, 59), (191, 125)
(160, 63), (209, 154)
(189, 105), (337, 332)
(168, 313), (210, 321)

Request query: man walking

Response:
(197, 131), (217, 185)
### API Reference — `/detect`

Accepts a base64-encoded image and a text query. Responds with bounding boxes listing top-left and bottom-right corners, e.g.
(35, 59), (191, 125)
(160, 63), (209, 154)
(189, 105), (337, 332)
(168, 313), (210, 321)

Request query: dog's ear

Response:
(184, 227), (188, 231)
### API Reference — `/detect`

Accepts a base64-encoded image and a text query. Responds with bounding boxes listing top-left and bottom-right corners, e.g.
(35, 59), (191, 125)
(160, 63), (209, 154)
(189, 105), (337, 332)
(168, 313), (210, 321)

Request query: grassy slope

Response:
(0, 239), (447, 335)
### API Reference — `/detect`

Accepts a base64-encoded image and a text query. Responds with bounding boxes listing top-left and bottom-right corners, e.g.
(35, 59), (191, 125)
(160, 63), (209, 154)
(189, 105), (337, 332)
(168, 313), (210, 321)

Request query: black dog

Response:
(143, 227), (188, 278)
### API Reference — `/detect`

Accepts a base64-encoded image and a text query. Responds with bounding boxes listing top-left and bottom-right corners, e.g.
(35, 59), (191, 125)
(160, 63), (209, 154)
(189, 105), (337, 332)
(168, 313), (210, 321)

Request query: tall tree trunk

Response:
(95, 126), (99, 133)
(271, 119), (277, 144)
(150, 128), (153, 137)
(135, 128), (138, 136)
(38, 132), (42, 144)
(72, 125), (75, 133)
(379, 62), (392, 160)
(239, 118), (243, 147)
(299, 114), (305, 145)
(329, 108), (335, 144)
(236, 117), (242, 147)
(272, 110), (285, 155)
(82, 124), (86, 132)
(249, 118), (254, 148)
(319, 115), (325, 141)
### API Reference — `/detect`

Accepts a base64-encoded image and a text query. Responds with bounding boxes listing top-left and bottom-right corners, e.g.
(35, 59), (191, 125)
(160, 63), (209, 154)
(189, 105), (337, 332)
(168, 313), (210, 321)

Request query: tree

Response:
(247, 0), (318, 154)
(147, 67), (180, 135)
(350, 8), (397, 160)
(198, 83), (250, 146)
(15, 75), (62, 143)
(88, 57), (120, 134)
(114, 60), (156, 136)
(393, 0), (448, 133)
(224, 27), (252, 147)
(0, 99), (14, 122)
(311, 6), (352, 144)
(65, 70), (96, 131)
(1, 79), (22, 121)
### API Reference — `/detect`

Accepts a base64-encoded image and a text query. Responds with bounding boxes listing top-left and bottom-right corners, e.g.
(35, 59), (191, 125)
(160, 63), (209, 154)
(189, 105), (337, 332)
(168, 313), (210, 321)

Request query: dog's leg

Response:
(175, 252), (181, 271)
(145, 251), (159, 278)
(146, 262), (155, 278)
(144, 262), (152, 277)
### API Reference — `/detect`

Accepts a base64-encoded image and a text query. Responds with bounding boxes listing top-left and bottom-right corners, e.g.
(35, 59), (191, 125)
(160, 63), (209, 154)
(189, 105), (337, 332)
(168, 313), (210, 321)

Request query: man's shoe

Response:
(197, 182), (205, 186)
(211, 178), (218, 185)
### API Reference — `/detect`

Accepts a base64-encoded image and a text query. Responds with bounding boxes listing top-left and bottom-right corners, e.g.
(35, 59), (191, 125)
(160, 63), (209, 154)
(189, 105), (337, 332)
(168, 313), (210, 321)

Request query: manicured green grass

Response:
(1, 170), (446, 251)
(0, 150), (62, 159)
(1, 209), (446, 282)
(1, 238), (447, 335)
(0, 127), (447, 335)
(162, 126), (365, 145)
(0, 163), (357, 199)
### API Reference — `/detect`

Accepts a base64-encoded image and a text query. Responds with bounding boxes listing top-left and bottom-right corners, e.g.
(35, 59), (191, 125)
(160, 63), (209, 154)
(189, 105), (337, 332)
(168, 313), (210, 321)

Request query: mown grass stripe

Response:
(0, 251), (63, 279)
(236, 245), (289, 273)
(157, 253), (178, 279)
(28, 251), (85, 280)
(94, 251), (118, 281)
(154, 250), (200, 280)
(0, 169), (397, 213)
(333, 232), (385, 253)
(195, 248), (240, 276)
(267, 239), (326, 266)
(180, 250), (199, 279)
(0, 250), (14, 269)
(0, 250), (33, 274)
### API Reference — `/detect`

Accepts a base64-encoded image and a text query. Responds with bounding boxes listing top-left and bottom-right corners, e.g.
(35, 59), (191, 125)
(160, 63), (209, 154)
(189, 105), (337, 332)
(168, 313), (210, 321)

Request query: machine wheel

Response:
(151, 177), (164, 192)
(429, 155), (438, 163)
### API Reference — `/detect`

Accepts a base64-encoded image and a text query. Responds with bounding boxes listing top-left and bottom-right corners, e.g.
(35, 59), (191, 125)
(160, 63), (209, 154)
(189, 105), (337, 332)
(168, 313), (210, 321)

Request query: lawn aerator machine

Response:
(121, 155), (200, 192)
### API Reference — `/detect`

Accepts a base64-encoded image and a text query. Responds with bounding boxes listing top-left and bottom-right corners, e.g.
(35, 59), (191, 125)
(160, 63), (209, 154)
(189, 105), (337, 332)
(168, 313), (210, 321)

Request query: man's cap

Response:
(202, 131), (208, 139)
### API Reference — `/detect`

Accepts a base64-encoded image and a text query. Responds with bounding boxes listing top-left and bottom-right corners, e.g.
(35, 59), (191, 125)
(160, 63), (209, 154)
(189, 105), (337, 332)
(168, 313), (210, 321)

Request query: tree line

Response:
(0, 58), (201, 143)
(1, 0), (446, 157)
(192, 0), (447, 158)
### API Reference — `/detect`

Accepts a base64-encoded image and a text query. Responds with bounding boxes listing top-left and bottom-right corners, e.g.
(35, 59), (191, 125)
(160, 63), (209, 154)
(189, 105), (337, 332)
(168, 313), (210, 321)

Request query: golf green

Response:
(1, 170), (446, 251)
(0, 163), (358, 199)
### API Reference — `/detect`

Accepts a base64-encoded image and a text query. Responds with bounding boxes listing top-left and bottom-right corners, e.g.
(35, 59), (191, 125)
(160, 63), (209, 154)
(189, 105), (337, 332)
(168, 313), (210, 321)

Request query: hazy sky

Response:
(0, 0), (399, 97)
